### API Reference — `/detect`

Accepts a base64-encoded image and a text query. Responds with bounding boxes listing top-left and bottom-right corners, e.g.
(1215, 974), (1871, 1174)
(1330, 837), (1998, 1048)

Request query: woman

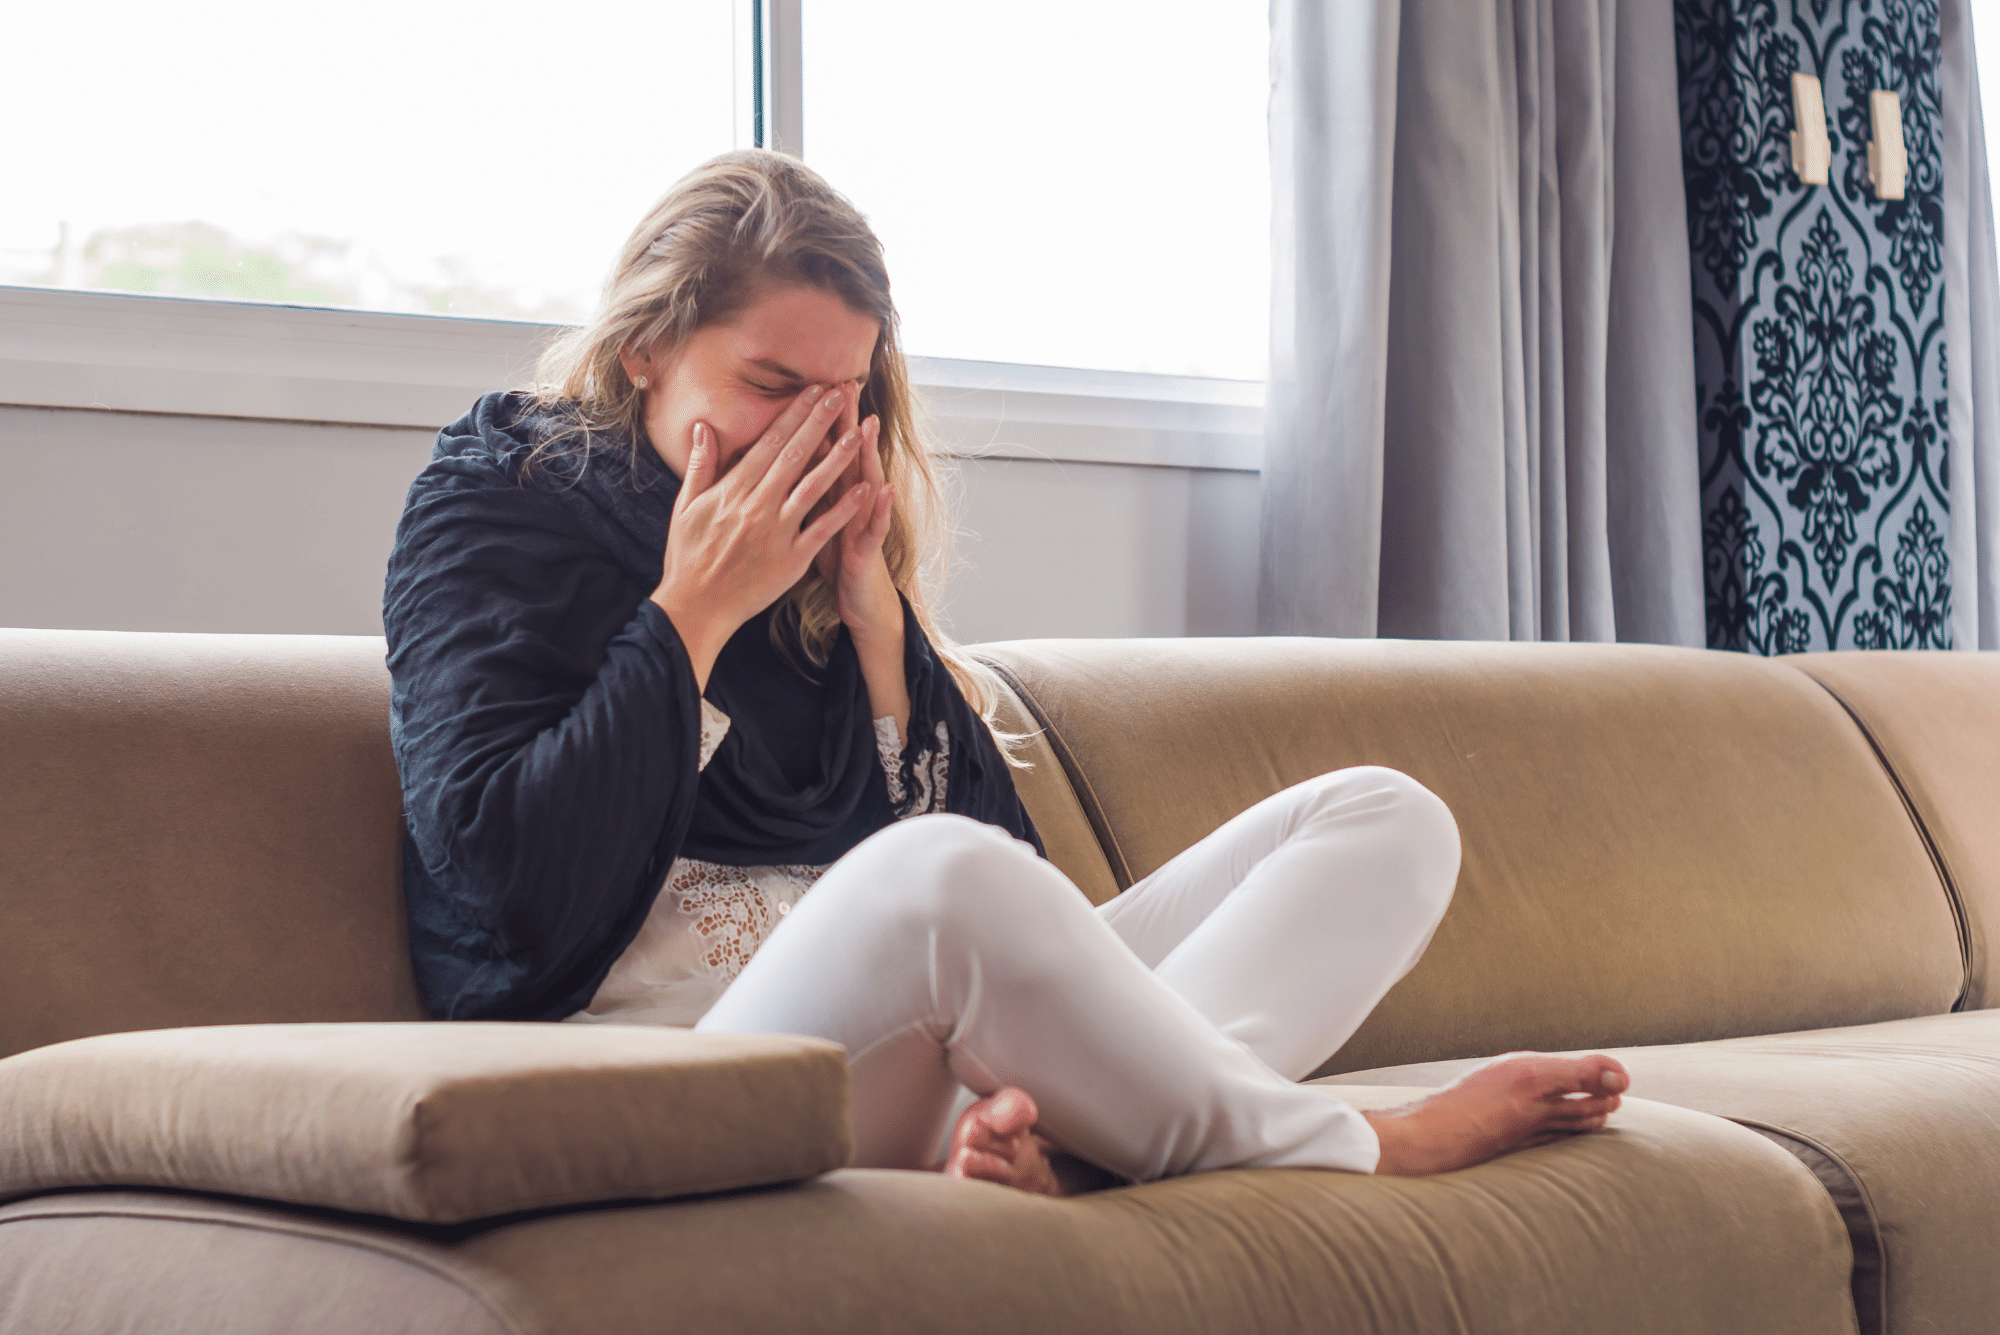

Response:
(385, 150), (1627, 1195)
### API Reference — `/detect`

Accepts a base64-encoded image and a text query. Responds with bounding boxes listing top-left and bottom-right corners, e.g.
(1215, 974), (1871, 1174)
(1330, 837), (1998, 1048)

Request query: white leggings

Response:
(695, 767), (1460, 1182)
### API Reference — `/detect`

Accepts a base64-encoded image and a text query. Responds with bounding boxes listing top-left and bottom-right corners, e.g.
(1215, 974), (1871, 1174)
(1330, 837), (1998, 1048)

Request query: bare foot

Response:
(1363, 1052), (1630, 1176)
(941, 1087), (1068, 1197)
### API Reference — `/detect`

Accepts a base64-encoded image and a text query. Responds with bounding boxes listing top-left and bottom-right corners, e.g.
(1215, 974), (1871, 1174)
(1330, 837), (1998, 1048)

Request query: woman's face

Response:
(623, 284), (881, 483)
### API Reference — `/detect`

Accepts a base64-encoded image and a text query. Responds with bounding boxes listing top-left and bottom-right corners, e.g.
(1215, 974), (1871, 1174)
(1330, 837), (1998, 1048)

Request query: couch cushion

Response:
(979, 638), (1962, 1073)
(1327, 1010), (2000, 1335)
(1782, 651), (2000, 1009)
(0, 1091), (1856, 1335)
(0, 1023), (851, 1224)
(0, 629), (423, 1059)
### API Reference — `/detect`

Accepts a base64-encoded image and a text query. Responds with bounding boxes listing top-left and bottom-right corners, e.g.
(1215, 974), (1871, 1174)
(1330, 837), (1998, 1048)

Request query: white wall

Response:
(0, 404), (1259, 645)
(0, 405), (429, 637)
(944, 455), (1259, 641)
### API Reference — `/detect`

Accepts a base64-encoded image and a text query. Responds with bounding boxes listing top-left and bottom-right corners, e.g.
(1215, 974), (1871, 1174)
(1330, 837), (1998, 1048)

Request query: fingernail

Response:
(822, 389), (844, 411)
(1602, 1070), (1628, 1093)
(802, 385), (824, 402)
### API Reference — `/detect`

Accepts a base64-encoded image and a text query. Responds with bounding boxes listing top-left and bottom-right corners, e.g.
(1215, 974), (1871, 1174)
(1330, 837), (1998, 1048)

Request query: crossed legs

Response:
(1098, 765), (1460, 1080)
(696, 768), (1626, 1189)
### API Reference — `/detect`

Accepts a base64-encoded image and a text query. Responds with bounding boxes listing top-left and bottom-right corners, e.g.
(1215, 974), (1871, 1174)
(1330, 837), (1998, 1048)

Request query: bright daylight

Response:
(1, 0), (1269, 378)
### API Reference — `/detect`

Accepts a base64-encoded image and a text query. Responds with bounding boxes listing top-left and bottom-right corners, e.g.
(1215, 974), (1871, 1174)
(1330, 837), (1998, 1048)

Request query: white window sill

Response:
(0, 285), (1263, 473)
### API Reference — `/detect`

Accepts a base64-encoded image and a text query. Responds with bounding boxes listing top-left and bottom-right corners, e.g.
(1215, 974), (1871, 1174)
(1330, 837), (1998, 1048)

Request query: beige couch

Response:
(2, 628), (1996, 1335)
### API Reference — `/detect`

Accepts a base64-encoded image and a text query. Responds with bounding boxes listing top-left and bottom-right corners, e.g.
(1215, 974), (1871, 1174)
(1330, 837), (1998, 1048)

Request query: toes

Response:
(1544, 1110), (1611, 1131)
(952, 1088), (1042, 1168)
(1546, 1091), (1621, 1117)
(1447, 1051), (1547, 1099)
(957, 1111), (1004, 1154)
(981, 1087), (1040, 1139)
(944, 1120), (1073, 1197)
(948, 1109), (993, 1157)
(950, 1147), (1014, 1184)
(1531, 1054), (1628, 1099)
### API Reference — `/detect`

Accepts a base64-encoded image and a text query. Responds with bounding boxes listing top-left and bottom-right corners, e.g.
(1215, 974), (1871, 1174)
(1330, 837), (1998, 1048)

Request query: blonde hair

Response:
(529, 149), (1021, 754)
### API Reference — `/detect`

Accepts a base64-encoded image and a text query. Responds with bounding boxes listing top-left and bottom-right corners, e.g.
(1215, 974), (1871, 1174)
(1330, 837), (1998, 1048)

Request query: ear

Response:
(617, 345), (654, 388)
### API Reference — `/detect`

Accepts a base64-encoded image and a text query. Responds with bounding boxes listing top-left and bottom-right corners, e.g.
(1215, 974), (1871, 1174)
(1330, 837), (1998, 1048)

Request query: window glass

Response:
(804, 2), (1270, 379)
(1, 1), (738, 321)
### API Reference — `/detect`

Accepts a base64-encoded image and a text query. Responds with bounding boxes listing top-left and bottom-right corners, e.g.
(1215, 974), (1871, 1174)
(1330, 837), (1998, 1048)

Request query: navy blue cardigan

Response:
(384, 393), (1039, 1022)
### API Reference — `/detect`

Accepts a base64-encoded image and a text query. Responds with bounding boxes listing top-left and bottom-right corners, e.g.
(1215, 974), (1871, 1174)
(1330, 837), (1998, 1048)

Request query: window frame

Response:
(0, 284), (1261, 472)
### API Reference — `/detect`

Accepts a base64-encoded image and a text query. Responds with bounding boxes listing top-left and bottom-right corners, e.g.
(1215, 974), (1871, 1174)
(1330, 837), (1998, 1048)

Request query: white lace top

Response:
(569, 698), (949, 1027)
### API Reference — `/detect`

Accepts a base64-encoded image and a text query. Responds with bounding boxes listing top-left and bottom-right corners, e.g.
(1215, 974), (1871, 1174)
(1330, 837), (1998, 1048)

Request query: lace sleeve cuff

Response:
(698, 699), (732, 772)
(877, 717), (951, 818)
(872, 716), (905, 781)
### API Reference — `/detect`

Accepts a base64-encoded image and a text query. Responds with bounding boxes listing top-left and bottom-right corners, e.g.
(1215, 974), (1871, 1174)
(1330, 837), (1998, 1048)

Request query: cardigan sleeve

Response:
(386, 468), (704, 1021)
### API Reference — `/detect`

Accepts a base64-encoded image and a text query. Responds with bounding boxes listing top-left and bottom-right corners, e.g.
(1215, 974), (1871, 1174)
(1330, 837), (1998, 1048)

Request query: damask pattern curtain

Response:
(1261, 0), (1707, 645)
(1680, 0), (1956, 651)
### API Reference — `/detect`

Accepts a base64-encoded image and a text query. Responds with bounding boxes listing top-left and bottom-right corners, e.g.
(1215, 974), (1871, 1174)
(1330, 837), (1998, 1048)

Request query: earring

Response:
(635, 375), (650, 390)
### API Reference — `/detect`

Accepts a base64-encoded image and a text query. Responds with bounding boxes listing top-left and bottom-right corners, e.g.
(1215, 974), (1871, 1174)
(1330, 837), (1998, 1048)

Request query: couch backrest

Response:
(1783, 651), (2000, 1011)
(6, 628), (1975, 1075)
(0, 630), (424, 1060)
(978, 637), (1965, 1075)
(0, 627), (1126, 1060)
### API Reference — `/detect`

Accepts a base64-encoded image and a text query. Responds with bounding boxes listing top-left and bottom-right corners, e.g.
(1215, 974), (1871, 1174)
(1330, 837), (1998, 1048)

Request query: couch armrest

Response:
(0, 1022), (850, 1224)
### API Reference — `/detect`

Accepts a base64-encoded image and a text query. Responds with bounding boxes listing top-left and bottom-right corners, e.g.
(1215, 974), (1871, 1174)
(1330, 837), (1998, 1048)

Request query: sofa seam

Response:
(0, 1201), (533, 1335)
(978, 657), (1136, 891)
(1787, 667), (1974, 1011)
(1721, 1116), (1887, 1335)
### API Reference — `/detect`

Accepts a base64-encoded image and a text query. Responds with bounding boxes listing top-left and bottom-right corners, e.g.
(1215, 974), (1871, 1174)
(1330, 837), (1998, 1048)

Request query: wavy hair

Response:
(528, 149), (1021, 756)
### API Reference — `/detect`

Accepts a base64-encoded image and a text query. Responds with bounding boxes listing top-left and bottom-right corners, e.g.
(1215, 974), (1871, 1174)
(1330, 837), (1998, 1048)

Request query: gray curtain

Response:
(1261, 0), (1705, 644)
(1944, 0), (2000, 650)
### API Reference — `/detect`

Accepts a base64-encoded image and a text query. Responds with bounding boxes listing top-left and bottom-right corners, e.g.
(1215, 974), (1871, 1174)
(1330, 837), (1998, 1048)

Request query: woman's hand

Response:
(652, 384), (870, 691)
(815, 413), (899, 640)
(814, 408), (911, 735)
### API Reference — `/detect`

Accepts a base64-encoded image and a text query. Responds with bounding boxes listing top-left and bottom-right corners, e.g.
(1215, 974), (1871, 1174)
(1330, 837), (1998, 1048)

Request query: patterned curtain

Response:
(1679, 0), (1953, 652)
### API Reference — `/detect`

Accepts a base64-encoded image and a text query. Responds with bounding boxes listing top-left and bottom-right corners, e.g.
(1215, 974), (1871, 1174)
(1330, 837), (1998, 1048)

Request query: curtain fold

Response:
(1261, 0), (1402, 638)
(1261, 0), (1706, 645)
(1606, 0), (1713, 643)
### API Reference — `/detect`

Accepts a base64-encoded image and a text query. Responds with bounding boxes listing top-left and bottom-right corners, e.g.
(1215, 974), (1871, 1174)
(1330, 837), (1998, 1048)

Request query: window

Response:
(805, 1), (1269, 379)
(4, 2), (1269, 381)
(1, 0), (738, 321)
